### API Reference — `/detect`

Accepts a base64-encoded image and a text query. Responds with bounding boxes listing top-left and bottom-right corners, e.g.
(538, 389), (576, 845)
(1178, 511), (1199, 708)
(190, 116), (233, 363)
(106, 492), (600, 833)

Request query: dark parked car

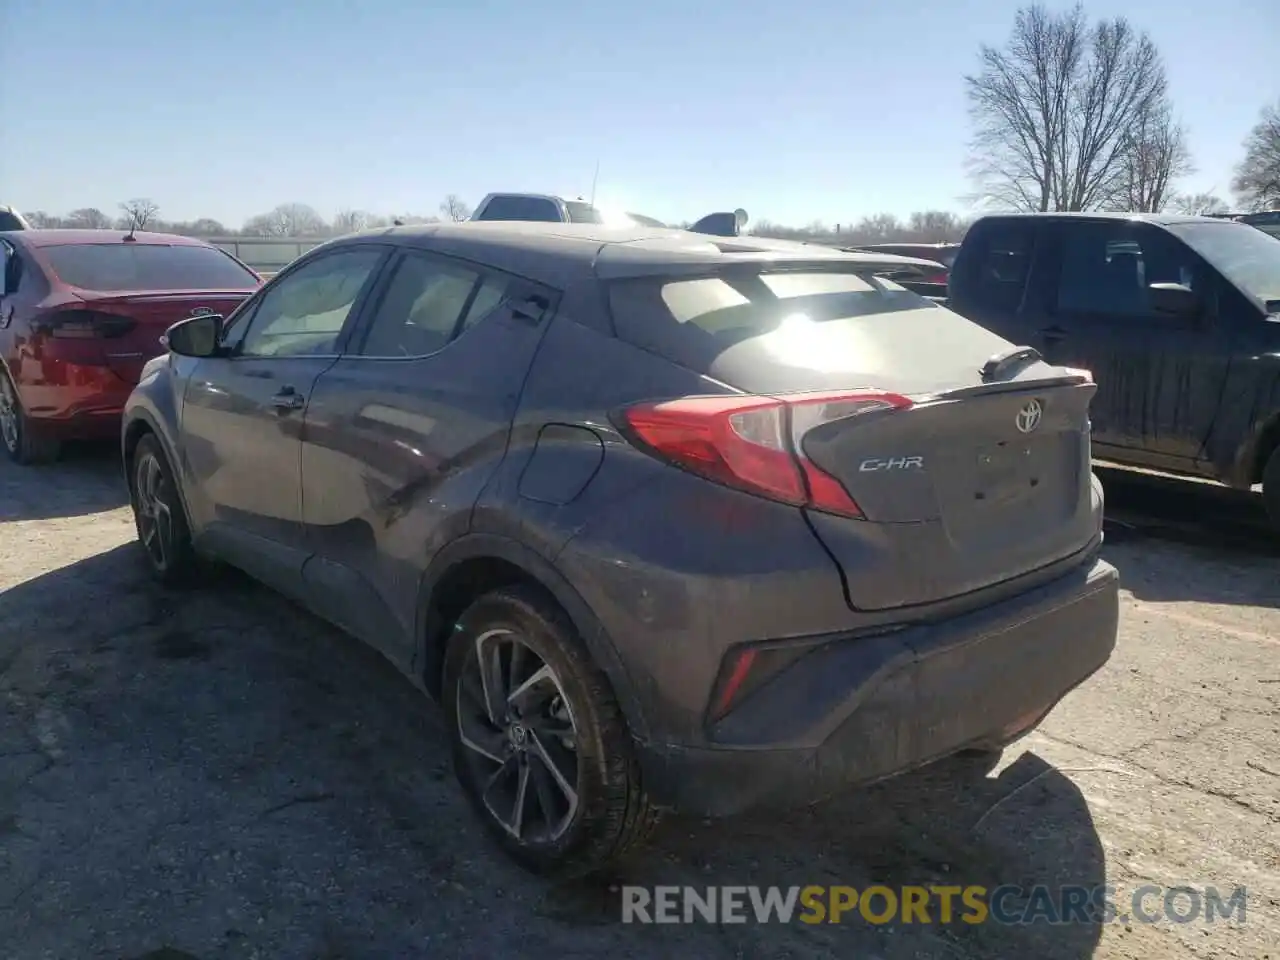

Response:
(471, 192), (748, 237)
(947, 212), (1280, 523)
(0, 229), (261, 464)
(851, 242), (960, 284)
(123, 221), (1119, 876)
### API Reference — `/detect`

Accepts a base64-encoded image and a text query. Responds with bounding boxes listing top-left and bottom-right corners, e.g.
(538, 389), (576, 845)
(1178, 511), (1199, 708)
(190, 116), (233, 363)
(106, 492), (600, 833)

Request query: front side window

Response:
(1168, 221), (1280, 308)
(357, 253), (509, 357)
(1056, 224), (1203, 319)
(237, 249), (383, 357)
(42, 242), (258, 291)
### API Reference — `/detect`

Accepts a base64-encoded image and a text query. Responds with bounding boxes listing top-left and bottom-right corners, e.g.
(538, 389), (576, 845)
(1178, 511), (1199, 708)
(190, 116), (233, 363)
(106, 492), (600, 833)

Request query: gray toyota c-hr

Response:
(122, 221), (1120, 877)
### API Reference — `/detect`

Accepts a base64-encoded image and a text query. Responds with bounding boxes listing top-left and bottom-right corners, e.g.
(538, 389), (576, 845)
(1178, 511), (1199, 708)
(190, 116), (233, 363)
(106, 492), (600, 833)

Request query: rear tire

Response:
(442, 585), (660, 878)
(0, 368), (62, 465)
(1263, 446), (1280, 529)
(130, 434), (197, 586)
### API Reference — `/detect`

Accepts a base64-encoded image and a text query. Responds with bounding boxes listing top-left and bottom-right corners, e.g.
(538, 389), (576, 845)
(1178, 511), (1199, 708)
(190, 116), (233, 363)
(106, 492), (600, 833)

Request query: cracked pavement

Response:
(1, 449), (1277, 959)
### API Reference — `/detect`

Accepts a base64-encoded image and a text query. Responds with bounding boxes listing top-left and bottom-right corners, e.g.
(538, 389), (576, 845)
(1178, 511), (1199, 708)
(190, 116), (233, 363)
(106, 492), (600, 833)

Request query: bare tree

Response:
(1171, 192), (1229, 216)
(965, 4), (1170, 212)
(332, 209), (377, 235)
(1232, 100), (1280, 212)
(242, 203), (327, 237)
(908, 211), (967, 241)
(23, 211), (63, 228)
(119, 198), (159, 230)
(1116, 105), (1193, 212)
(64, 207), (113, 229)
(439, 194), (471, 222)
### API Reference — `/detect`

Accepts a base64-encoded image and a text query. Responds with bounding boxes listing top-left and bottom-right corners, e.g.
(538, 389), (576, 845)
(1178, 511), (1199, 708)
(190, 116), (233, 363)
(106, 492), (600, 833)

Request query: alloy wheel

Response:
(0, 375), (19, 454)
(135, 452), (174, 571)
(456, 628), (581, 844)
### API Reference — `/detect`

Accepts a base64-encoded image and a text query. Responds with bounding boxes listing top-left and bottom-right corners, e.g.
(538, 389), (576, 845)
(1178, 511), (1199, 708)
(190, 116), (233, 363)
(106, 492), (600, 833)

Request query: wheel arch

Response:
(415, 534), (649, 742)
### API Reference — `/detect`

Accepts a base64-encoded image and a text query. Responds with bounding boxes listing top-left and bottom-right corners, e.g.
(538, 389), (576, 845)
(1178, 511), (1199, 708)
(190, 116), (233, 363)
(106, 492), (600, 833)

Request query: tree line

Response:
(19, 194), (477, 239)
(17, 5), (1280, 244)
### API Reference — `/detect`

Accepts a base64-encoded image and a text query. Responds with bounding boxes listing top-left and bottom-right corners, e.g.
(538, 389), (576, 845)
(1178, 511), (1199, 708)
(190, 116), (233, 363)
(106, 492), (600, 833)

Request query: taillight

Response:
(620, 389), (912, 518)
(33, 309), (136, 339)
(921, 271), (949, 285)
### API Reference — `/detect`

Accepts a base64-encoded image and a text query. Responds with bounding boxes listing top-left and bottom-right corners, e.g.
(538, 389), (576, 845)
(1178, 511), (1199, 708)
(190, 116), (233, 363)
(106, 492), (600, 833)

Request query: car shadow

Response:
(2, 544), (1107, 960)
(545, 753), (1106, 958)
(1098, 465), (1280, 609)
(0, 441), (128, 522)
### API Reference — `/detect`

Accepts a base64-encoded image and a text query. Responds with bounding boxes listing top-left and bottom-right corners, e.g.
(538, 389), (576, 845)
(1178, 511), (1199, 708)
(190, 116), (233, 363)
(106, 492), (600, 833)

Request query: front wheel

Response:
(442, 585), (659, 878)
(131, 434), (197, 585)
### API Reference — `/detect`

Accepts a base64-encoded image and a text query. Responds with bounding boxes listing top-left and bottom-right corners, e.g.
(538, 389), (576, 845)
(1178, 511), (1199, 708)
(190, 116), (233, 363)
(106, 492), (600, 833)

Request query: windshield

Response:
(1169, 221), (1280, 309)
(43, 242), (258, 291)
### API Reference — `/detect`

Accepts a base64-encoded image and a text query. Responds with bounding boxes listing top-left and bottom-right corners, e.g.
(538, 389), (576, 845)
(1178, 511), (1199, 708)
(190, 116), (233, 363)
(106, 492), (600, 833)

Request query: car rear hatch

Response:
(605, 257), (1100, 613)
(799, 372), (1096, 610)
(52, 291), (252, 382)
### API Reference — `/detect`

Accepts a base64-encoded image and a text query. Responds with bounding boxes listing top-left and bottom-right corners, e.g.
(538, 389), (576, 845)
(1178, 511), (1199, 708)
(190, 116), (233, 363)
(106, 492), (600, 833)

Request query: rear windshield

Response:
(42, 243), (258, 291)
(608, 269), (954, 374)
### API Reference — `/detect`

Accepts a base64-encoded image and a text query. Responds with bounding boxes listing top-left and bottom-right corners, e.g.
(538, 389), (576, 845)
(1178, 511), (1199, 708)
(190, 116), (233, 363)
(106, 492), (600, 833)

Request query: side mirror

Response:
(1148, 282), (1199, 318)
(1, 251), (17, 296)
(164, 313), (225, 357)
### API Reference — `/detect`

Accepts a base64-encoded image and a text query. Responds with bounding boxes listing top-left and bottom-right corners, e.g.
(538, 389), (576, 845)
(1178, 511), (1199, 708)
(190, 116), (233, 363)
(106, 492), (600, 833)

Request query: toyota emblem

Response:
(1015, 399), (1043, 434)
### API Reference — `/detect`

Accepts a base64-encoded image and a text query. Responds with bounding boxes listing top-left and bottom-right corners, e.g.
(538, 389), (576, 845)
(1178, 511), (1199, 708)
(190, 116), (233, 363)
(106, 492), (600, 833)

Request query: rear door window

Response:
(474, 196), (562, 222)
(41, 243), (258, 291)
(951, 220), (1035, 312)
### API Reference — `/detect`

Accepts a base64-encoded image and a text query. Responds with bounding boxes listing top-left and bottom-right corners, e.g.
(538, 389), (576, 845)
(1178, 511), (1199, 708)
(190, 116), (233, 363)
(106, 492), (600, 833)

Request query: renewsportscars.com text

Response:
(620, 884), (1248, 926)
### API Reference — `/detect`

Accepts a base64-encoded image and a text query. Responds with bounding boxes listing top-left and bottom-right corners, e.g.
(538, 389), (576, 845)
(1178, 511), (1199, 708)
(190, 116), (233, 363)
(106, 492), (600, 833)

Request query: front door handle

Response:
(1040, 325), (1067, 341)
(271, 387), (305, 411)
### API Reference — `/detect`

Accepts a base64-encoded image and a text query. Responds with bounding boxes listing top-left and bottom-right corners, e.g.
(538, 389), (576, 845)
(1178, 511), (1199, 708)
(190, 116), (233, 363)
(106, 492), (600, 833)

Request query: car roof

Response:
(332, 221), (944, 286)
(974, 211), (1223, 227)
(9, 229), (214, 248)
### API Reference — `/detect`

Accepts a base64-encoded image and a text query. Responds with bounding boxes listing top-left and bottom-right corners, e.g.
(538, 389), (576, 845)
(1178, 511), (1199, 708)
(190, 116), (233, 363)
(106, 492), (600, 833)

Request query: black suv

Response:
(948, 212), (1280, 523)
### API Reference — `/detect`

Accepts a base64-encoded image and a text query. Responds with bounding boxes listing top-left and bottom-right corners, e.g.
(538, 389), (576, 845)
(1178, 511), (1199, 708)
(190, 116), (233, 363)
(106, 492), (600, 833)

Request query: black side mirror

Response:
(164, 313), (225, 357)
(1148, 282), (1199, 318)
(1, 252), (17, 296)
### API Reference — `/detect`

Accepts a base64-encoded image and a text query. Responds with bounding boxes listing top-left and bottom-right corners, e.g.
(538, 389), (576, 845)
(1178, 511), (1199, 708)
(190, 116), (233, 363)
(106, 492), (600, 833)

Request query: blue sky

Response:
(2, 0), (1276, 229)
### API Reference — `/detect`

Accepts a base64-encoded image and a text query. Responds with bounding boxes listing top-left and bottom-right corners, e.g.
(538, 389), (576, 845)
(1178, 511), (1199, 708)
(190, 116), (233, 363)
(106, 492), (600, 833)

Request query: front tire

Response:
(130, 434), (197, 586)
(0, 368), (61, 465)
(442, 585), (659, 878)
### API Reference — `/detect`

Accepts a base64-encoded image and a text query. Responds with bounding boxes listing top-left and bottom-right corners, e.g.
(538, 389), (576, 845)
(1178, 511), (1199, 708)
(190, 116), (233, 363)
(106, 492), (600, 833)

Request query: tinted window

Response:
(238, 249), (382, 357)
(358, 254), (509, 357)
(1056, 223), (1204, 318)
(951, 220), (1034, 311)
(475, 196), (562, 222)
(1168, 221), (1280, 307)
(609, 269), (947, 375)
(0, 210), (26, 231)
(42, 243), (258, 291)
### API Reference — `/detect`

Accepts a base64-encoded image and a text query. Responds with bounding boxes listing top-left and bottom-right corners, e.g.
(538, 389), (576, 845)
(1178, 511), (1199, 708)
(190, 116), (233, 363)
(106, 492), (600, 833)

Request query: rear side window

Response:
(474, 196), (562, 222)
(608, 269), (937, 373)
(950, 220), (1034, 311)
(42, 243), (258, 291)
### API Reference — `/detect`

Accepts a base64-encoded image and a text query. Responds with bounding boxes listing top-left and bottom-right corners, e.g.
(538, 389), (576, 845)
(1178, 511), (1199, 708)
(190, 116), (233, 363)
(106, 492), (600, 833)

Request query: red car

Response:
(0, 229), (261, 464)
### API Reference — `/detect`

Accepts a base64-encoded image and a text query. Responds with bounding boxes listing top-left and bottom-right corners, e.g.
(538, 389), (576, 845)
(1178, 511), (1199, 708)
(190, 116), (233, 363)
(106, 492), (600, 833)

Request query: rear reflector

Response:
(621, 389), (912, 518)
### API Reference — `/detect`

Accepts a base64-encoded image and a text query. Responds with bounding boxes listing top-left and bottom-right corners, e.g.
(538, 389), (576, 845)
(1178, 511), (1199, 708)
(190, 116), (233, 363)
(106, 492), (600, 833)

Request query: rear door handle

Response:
(271, 387), (305, 411)
(1040, 325), (1068, 341)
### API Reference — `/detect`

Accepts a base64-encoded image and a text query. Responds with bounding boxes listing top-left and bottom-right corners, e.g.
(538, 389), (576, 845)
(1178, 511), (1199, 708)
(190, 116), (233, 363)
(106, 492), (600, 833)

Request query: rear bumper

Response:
(636, 556), (1119, 817)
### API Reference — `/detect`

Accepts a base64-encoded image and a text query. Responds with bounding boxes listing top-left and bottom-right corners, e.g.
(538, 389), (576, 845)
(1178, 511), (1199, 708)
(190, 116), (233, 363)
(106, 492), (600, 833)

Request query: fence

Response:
(208, 237), (328, 277)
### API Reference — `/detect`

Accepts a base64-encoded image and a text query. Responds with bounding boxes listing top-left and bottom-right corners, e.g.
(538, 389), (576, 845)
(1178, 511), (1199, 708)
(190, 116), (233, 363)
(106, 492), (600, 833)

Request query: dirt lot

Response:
(1, 447), (1277, 960)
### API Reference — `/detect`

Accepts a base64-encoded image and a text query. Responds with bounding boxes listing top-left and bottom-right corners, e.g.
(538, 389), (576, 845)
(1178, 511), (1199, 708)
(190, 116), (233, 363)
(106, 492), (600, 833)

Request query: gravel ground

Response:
(1, 447), (1277, 960)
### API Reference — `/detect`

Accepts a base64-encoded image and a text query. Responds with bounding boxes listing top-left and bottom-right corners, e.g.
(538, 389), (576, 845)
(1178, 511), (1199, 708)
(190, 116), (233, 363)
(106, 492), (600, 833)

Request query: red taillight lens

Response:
(33, 309), (136, 339)
(621, 389), (912, 518)
(921, 271), (949, 285)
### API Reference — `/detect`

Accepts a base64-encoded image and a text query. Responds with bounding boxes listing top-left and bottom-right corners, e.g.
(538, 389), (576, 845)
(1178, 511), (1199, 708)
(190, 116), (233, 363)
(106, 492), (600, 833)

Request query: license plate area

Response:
(973, 440), (1037, 506)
